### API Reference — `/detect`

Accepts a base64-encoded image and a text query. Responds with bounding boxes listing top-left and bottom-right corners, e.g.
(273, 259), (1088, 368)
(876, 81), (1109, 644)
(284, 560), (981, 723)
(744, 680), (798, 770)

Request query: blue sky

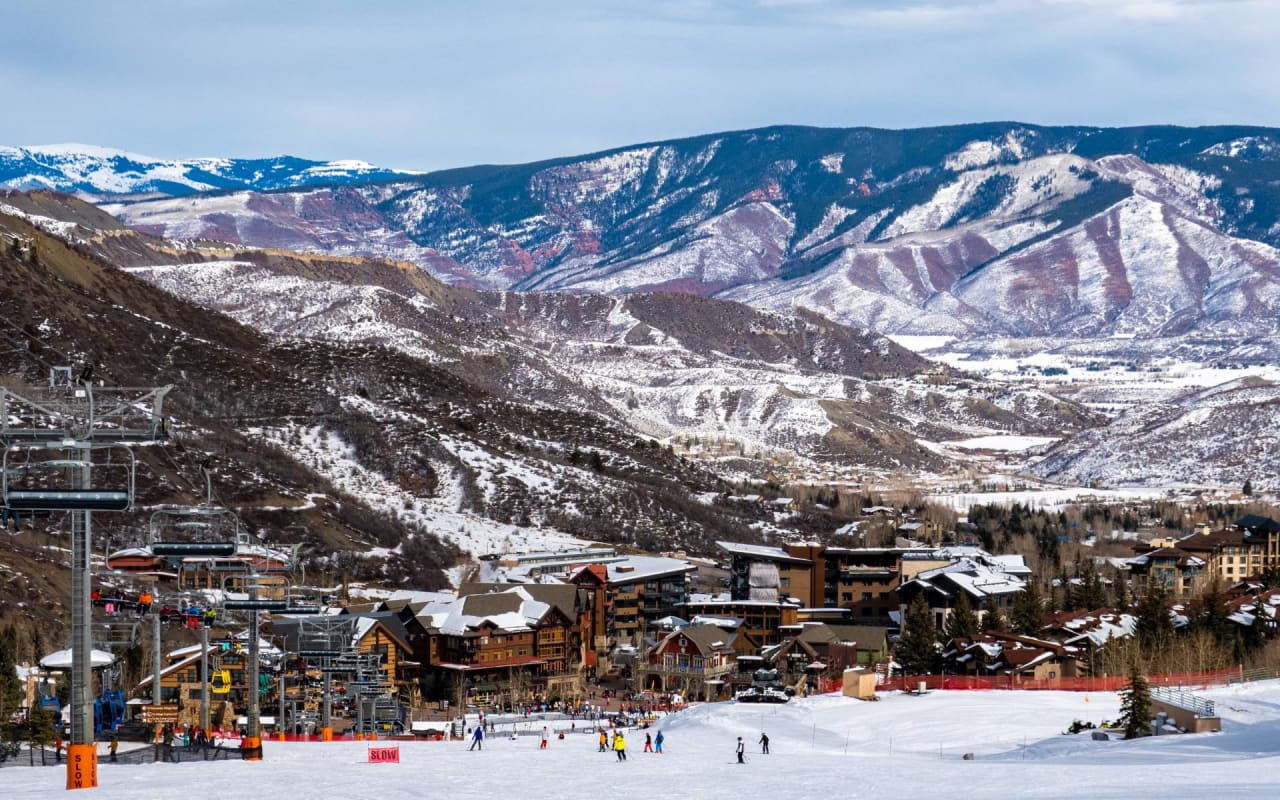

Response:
(3, 0), (1276, 171)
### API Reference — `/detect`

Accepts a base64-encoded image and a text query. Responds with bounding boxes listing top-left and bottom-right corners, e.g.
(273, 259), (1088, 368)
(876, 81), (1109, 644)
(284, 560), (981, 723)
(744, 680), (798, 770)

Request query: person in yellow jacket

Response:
(598, 729), (607, 752)
(613, 731), (626, 761)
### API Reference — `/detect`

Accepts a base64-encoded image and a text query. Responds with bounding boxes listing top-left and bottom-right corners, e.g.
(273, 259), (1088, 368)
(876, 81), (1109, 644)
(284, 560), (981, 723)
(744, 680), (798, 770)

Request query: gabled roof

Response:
(902, 557), (1024, 601)
(1129, 548), (1206, 569)
(458, 581), (583, 620)
(656, 623), (736, 656)
(415, 586), (562, 636)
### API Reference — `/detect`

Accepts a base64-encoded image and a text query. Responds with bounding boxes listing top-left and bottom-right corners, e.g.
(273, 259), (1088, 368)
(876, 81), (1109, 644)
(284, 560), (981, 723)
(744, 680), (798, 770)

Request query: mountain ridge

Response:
(68, 122), (1280, 340)
(0, 143), (417, 198)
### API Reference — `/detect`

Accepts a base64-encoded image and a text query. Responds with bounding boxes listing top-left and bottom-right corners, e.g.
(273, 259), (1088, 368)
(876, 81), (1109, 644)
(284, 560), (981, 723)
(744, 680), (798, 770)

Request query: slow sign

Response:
(367, 745), (400, 763)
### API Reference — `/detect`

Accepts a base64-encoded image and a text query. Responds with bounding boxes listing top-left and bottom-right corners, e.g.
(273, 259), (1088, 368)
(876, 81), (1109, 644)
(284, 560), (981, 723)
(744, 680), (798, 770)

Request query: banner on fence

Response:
(368, 745), (400, 764)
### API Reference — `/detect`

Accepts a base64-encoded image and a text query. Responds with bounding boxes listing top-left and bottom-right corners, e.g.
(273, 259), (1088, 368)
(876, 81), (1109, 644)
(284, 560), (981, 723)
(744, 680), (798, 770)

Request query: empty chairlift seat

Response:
(149, 505), (241, 558)
(1, 445), (137, 512)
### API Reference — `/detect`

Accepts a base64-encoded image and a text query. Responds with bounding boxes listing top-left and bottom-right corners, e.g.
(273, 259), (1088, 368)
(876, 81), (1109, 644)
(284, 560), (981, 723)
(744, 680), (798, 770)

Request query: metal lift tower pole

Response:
(201, 625), (210, 735)
(69, 455), (93, 775)
(245, 577), (263, 759)
(152, 612), (162, 707)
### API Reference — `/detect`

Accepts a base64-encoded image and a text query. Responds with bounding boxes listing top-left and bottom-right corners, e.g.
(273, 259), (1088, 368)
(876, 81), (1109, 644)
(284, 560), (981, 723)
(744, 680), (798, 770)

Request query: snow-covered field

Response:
(926, 485), (1171, 512)
(7, 681), (1280, 799)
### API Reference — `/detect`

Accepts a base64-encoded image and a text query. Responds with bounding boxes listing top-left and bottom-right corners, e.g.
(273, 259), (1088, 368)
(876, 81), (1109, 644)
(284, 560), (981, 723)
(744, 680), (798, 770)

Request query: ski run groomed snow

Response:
(6, 680), (1280, 799)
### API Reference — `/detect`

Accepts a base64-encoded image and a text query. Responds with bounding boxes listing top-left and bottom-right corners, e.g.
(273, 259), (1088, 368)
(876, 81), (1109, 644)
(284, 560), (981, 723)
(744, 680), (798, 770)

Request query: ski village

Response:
(8, 4), (1280, 796)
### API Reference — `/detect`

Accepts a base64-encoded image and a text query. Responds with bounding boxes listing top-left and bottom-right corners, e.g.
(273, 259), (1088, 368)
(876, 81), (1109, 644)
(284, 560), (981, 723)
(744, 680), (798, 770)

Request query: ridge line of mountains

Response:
(5, 121), (1280, 498)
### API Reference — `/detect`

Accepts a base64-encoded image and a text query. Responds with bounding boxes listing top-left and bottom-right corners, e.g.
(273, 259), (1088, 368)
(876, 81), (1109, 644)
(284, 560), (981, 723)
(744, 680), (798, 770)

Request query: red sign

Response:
(367, 746), (400, 763)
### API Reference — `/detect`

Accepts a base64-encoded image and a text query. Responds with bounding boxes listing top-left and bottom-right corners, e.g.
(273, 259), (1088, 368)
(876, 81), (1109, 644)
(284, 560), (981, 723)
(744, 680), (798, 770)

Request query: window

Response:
(842, 592), (852, 602)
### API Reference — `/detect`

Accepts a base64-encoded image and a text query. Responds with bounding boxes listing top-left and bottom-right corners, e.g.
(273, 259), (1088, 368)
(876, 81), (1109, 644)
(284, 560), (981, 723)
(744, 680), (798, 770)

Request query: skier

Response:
(469, 725), (484, 751)
(598, 729), (608, 752)
(614, 731), (626, 761)
(654, 730), (664, 754)
(540, 726), (549, 749)
(736, 736), (745, 764)
(759, 732), (770, 754)
(643, 731), (653, 752)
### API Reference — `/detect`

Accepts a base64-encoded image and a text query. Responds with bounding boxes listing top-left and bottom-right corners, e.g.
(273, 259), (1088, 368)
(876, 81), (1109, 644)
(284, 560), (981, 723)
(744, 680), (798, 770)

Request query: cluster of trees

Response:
(0, 626), (60, 754)
(894, 587), (1046, 675)
(895, 576), (1275, 679)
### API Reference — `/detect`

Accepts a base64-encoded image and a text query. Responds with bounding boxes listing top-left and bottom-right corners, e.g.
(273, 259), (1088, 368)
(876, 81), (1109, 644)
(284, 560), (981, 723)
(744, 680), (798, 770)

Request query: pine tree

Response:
(943, 592), (980, 642)
(1243, 479), (1254, 497)
(1119, 666), (1152, 739)
(0, 628), (21, 742)
(1134, 584), (1175, 650)
(895, 595), (941, 675)
(982, 604), (1007, 634)
(1010, 584), (1044, 636)
(1191, 580), (1232, 645)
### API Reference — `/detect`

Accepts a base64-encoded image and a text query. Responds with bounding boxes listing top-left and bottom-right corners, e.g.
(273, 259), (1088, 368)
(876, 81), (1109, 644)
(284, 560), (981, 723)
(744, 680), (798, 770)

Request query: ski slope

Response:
(4, 681), (1280, 799)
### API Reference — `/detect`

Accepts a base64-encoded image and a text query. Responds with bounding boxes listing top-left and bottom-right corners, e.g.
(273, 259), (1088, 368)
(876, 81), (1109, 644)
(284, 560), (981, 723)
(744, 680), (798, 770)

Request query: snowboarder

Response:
(469, 725), (484, 751)
(643, 731), (653, 752)
(654, 730), (664, 754)
(736, 736), (745, 764)
(759, 732), (770, 754)
(614, 731), (626, 761)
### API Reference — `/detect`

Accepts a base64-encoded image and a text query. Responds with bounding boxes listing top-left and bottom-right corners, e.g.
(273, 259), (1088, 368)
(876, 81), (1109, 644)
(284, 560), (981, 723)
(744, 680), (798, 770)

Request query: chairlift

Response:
(211, 670), (232, 695)
(1, 442), (136, 511)
(149, 505), (240, 557)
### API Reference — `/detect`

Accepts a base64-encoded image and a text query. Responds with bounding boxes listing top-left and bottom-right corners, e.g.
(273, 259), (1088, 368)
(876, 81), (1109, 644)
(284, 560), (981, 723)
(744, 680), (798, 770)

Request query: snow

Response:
(942, 435), (1060, 452)
(926, 485), (1171, 513)
(255, 417), (584, 573)
(10, 680), (1280, 798)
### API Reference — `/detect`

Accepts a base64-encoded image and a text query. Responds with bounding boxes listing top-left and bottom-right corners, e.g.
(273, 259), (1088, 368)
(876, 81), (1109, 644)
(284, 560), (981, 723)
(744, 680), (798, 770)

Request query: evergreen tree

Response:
(1119, 666), (1152, 739)
(1243, 479), (1254, 497)
(895, 595), (941, 675)
(1010, 584), (1045, 636)
(1079, 564), (1108, 610)
(982, 604), (1007, 634)
(1190, 580), (1232, 645)
(943, 592), (980, 642)
(1134, 584), (1175, 649)
(0, 628), (21, 742)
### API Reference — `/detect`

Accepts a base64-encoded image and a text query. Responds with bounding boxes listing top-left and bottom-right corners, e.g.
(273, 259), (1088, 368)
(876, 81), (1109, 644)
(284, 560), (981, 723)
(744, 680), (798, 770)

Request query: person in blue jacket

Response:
(469, 725), (485, 751)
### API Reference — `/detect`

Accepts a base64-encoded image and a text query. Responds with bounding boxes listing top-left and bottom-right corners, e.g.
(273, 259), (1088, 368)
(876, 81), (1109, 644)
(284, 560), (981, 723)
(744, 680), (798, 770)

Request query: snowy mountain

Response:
(119, 251), (1090, 474)
(95, 123), (1280, 339)
(1032, 376), (1280, 487)
(0, 143), (415, 197)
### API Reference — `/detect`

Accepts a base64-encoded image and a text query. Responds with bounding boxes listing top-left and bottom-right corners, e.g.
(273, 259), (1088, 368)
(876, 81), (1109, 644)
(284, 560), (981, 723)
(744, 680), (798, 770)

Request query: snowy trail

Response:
(5, 683), (1280, 799)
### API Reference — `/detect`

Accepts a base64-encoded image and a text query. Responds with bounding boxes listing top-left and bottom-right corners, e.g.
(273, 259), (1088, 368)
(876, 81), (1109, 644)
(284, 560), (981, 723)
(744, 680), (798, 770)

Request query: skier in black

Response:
(736, 736), (745, 763)
(759, 732), (769, 754)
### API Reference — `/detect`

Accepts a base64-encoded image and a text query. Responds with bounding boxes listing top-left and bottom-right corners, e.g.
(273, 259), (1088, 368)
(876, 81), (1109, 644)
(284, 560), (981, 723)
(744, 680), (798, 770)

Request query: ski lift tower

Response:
(0, 369), (170, 791)
(278, 615), (358, 741)
(222, 573), (320, 758)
